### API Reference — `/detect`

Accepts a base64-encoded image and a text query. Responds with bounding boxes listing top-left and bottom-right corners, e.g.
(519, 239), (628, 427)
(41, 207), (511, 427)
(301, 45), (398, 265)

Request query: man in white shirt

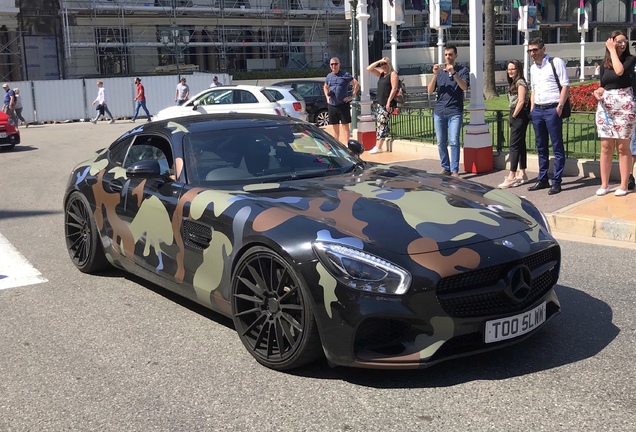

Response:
(175, 77), (190, 105)
(91, 80), (115, 124)
(210, 76), (223, 87)
(527, 37), (569, 195)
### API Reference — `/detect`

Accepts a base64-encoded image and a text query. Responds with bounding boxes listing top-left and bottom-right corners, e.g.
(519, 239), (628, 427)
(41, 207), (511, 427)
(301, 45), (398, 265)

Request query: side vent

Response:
(182, 220), (212, 250)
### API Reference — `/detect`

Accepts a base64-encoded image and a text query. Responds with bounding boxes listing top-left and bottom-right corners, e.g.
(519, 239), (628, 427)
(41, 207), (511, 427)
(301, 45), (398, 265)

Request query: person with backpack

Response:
(367, 57), (399, 154)
(527, 37), (569, 195)
(593, 30), (636, 197)
(498, 59), (530, 189)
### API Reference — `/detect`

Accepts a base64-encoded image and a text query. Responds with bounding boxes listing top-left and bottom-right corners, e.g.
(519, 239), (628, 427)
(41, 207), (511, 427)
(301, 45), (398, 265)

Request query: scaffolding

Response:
(0, 0), (22, 82)
(58, 0), (350, 78)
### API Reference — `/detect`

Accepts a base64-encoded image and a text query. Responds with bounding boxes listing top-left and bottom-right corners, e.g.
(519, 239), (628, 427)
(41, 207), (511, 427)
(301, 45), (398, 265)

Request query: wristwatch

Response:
(557, 105), (564, 110)
(451, 72), (457, 76)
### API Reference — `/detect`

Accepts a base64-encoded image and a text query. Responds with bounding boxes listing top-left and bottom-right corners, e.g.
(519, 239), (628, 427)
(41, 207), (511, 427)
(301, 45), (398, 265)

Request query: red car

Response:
(0, 111), (20, 150)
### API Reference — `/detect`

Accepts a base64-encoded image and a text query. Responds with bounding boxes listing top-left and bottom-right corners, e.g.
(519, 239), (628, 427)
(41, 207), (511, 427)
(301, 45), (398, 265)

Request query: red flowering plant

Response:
(569, 82), (599, 112)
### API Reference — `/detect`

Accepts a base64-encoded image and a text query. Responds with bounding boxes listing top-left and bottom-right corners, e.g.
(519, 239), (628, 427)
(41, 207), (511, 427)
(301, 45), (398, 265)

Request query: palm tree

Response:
(483, 0), (498, 99)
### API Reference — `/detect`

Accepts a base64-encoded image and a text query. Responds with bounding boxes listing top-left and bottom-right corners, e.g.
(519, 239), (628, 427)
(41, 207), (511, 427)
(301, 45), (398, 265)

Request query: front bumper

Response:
(306, 242), (561, 369)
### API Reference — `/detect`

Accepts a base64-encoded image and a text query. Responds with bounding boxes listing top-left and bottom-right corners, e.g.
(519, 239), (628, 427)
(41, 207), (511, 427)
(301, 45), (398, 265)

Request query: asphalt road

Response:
(1, 122), (635, 431)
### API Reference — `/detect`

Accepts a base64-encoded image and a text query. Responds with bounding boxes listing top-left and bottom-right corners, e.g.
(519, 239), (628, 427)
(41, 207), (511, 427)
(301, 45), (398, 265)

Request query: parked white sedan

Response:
(154, 85), (286, 121)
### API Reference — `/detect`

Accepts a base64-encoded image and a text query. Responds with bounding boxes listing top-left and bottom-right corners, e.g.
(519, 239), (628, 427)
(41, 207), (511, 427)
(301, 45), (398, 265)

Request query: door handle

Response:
(109, 180), (123, 193)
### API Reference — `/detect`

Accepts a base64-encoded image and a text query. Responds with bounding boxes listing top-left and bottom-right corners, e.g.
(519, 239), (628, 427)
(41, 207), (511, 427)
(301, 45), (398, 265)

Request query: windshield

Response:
(183, 123), (360, 185)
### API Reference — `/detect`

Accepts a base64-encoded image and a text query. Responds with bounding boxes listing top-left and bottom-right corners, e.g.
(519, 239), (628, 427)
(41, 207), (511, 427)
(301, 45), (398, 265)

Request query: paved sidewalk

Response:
(360, 142), (636, 244)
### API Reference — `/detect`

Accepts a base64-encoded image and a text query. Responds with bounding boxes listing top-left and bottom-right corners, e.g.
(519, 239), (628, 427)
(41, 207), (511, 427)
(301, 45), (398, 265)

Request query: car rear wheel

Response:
(64, 192), (110, 273)
(232, 246), (323, 370)
(315, 109), (329, 127)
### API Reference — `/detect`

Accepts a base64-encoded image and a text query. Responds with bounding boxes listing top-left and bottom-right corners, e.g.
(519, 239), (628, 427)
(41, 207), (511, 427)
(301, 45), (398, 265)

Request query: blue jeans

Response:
(132, 100), (151, 121)
(434, 113), (462, 173)
(530, 106), (565, 184)
(631, 126), (636, 156)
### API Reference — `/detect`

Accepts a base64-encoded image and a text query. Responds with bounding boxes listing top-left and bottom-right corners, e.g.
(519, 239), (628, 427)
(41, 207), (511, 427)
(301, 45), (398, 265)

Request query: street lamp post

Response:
(346, 0), (359, 133)
(160, 24), (191, 80)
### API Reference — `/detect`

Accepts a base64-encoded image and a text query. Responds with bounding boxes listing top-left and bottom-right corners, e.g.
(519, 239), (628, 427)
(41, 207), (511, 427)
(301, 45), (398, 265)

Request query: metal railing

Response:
(387, 107), (601, 161)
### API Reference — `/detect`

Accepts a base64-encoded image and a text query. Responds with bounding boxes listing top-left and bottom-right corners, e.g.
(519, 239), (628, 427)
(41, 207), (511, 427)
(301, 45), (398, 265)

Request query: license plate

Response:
(485, 302), (546, 343)
(0, 133), (6, 138)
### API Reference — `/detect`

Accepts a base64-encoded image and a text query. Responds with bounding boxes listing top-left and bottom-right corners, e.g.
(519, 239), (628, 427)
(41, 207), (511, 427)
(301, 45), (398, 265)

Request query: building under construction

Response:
(0, 1), (634, 81)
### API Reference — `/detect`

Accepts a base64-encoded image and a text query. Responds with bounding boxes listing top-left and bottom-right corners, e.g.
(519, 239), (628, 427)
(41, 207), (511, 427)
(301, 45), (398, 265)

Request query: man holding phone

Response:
(427, 44), (469, 177)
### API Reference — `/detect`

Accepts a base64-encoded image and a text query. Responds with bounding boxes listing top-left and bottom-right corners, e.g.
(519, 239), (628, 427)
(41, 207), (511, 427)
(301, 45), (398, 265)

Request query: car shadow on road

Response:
(293, 284), (619, 387)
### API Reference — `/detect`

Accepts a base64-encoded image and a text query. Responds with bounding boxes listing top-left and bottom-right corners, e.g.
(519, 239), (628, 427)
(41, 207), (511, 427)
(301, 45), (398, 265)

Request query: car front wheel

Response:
(64, 192), (110, 273)
(232, 246), (323, 370)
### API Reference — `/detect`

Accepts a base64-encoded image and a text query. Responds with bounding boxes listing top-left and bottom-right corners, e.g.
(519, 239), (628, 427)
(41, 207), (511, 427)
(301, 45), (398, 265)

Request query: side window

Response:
(265, 89), (283, 101)
(123, 135), (173, 176)
(235, 90), (258, 104)
(108, 136), (135, 167)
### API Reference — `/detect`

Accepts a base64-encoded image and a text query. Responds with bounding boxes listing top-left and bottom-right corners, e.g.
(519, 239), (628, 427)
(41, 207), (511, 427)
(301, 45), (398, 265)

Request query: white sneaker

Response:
(109, 119), (115, 124)
(130, 119), (135, 123)
(369, 147), (383, 154)
(90, 118), (97, 124)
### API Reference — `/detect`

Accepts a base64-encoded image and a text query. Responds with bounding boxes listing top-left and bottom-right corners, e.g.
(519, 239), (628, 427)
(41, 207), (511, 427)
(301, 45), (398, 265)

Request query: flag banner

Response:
(459, 0), (468, 16)
(527, 5), (538, 30)
(579, 0), (586, 27)
(439, 0), (452, 27)
(513, 0), (521, 20)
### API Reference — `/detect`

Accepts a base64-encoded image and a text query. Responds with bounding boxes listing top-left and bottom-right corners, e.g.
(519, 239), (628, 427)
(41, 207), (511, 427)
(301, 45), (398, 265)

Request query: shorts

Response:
(328, 103), (352, 125)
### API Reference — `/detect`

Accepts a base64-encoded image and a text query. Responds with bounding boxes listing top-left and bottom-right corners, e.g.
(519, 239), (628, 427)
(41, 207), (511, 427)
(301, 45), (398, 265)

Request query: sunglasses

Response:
(379, 62), (387, 66)
(615, 39), (628, 45)
(330, 63), (339, 66)
(527, 48), (541, 54)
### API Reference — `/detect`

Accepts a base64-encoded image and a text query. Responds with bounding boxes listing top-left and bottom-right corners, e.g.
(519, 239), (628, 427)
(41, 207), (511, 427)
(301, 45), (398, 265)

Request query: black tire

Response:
(232, 246), (323, 370)
(64, 192), (110, 274)
(315, 109), (329, 127)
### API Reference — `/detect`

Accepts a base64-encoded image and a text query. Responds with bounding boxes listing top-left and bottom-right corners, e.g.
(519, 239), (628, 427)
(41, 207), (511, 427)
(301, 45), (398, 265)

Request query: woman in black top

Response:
(499, 59), (530, 189)
(593, 30), (636, 196)
(367, 57), (399, 154)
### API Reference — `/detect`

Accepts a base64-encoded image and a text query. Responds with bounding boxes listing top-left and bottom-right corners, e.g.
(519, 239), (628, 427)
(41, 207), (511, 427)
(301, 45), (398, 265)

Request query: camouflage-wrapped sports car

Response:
(64, 114), (561, 371)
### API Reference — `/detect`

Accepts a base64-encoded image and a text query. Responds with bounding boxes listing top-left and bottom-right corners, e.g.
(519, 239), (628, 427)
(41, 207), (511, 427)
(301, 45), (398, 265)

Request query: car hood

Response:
(245, 165), (543, 254)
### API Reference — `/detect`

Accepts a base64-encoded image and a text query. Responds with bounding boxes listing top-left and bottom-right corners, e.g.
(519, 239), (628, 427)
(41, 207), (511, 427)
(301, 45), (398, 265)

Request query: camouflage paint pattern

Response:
(64, 118), (560, 369)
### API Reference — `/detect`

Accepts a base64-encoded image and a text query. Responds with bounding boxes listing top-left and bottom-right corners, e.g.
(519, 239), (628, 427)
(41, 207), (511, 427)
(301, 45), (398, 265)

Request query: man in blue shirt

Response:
(324, 57), (359, 143)
(427, 45), (470, 176)
(2, 84), (16, 118)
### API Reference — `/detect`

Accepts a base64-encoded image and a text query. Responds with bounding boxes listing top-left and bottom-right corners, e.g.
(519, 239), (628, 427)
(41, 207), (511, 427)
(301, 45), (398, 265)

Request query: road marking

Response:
(0, 233), (48, 290)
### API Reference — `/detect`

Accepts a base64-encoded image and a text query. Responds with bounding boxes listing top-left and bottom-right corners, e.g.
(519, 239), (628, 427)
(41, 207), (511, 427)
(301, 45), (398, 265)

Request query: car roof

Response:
(188, 84), (269, 98)
(129, 113), (303, 134)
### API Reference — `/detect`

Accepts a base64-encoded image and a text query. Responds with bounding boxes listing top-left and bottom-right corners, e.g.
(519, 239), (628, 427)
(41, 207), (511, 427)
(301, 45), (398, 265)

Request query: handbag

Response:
(548, 58), (571, 118)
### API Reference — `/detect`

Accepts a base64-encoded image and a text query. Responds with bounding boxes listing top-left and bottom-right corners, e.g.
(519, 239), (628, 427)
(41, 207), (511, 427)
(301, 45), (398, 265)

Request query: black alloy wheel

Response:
(64, 192), (110, 273)
(232, 246), (322, 370)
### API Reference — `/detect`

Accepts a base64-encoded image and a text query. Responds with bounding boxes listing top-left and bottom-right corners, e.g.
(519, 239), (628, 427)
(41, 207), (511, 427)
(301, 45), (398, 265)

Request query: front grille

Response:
(354, 318), (411, 351)
(436, 246), (560, 317)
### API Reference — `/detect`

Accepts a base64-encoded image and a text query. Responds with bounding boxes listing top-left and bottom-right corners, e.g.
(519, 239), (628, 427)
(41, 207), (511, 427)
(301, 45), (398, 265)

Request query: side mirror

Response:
(192, 101), (199, 110)
(126, 160), (162, 178)
(347, 139), (364, 156)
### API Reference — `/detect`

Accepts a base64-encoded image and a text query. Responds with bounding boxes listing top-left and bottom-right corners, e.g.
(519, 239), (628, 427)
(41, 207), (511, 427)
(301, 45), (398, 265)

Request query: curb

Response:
(547, 194), (636, 243)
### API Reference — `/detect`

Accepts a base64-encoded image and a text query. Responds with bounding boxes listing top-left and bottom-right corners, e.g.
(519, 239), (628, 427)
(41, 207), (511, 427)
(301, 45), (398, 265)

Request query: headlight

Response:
(7, 118), (15, 126)
(313, 242), (411, 295)
(521, 198), (551, 234)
